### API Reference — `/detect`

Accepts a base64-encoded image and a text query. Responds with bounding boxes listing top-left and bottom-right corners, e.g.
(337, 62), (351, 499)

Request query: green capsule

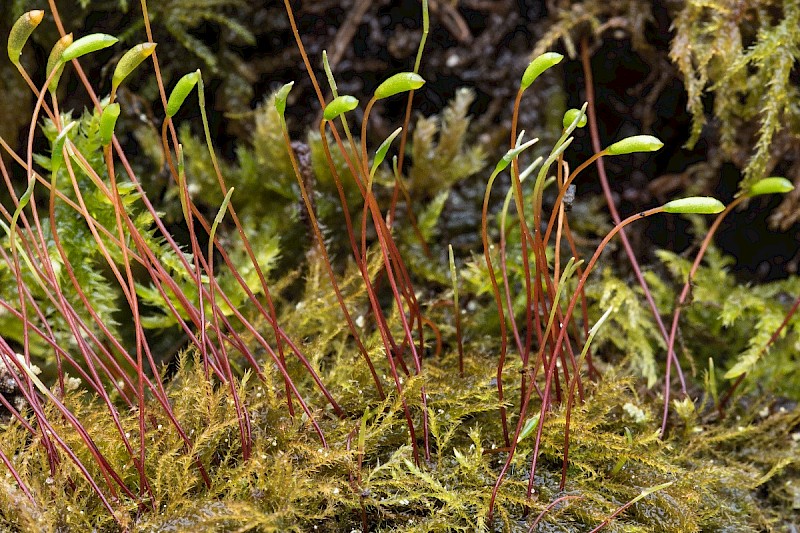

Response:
(46, 33), (73, 94)
(61, 33), (118, 63)
(166, 70), (201, 117)
(8, 10), (44, 66)
(370, 127), (403, 179)
(112, 42), (156, 93)
(661, 197), (725, 215)
(374, 72), (425, 100)
(274, 81), (294, 118)
(99, 103), (121, 146)
(323, 95), (359, 121)
(520, 52), (563, 91)
(562, 108), (587, 129)
(746, 177), (794, 197)
(606, 135), (663, 155)
(517, 413), (541, 443)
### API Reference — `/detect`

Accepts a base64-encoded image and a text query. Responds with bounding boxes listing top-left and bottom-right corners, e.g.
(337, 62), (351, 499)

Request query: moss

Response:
(536, 0), (800, 230)
(670, 0), (800, 191)
(2, 344), (797, 531)
(1, 4), (798, 532)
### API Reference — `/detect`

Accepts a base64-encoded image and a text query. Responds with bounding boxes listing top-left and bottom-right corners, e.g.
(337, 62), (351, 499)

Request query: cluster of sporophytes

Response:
(0, 3), (798, 532)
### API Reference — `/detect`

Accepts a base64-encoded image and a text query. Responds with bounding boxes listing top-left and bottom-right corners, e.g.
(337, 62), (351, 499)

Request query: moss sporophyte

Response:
(0, 3), (797, 532)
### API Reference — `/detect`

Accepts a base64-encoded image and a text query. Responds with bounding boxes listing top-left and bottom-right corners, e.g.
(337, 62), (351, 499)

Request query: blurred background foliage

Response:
(3, 0), (798, 281)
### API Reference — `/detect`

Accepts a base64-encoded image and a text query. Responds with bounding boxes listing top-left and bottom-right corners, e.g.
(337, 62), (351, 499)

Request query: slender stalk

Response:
(489, 207), (666, 517)
(390, 0), (430, 254)
(359, 97), (430, 463)
(482, 164), (512, 446)
(587, 481), (674, 533)
(580, 38), (687, 393)
(661, 198), (741, 435)
(319, 122), (401, 391)
(0, 350), (134, 508)
(559, 307), (613, 490)
(104, 131), (153, 496)
(499, 190), (527, 371)
(561, 218), (599, 379)
(281, 120), (385, 399)
(47, 0), (217, 485)
(51, 152), (154, 502)
(291, 1), (428, 428)
(527, 494), (583, 532)
(509, 90), (536, 364)
(448, 245), (464, 375)
(160, 120), (253, 457)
